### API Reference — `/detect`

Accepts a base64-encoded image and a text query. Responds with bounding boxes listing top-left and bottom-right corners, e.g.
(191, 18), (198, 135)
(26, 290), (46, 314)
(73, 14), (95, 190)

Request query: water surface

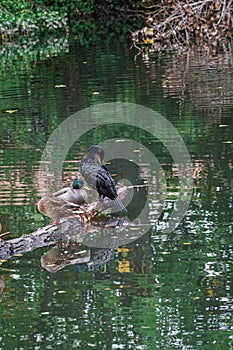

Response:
(0, 42), (232, 349)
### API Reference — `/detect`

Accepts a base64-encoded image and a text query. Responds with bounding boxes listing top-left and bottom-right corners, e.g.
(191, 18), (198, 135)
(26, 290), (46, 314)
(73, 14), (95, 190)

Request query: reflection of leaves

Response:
(0, 36), (69, 74)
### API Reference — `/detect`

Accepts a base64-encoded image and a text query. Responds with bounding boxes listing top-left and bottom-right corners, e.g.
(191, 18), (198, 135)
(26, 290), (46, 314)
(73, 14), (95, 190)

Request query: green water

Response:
(0, 42), (232, 349)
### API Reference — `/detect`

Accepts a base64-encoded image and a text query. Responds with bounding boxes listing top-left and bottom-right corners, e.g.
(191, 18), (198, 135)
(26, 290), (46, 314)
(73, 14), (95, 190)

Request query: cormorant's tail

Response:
(114, 197), (128, 214)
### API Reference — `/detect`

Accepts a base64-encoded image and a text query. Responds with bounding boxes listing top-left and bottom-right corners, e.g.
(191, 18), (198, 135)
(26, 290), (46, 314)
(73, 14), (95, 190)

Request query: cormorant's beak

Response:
(96, 154), (102, 163)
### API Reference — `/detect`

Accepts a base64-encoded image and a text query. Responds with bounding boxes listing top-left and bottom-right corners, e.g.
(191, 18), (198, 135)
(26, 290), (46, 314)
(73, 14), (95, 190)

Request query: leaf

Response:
(0, 259), (8, 264)
(5, 109), (17, 114)
(54, 84), (67, 88)
(117, 247), (129, 253)
(144, 38), (154, 44)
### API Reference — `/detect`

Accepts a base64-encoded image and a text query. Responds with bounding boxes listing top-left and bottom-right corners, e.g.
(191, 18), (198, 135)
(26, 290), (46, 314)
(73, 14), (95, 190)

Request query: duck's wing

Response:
(53, 187), (70, 197)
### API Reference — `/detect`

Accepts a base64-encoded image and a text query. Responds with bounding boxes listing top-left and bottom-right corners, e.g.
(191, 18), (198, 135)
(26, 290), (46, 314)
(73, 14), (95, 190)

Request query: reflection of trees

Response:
(161, 50), (233, 120)
(0, 166), (30, 205)
(0, 276), (5, 301)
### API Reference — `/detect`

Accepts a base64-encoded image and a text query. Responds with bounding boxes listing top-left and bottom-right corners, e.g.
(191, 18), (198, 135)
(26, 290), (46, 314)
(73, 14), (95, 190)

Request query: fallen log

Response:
(0, 186), (129, 261)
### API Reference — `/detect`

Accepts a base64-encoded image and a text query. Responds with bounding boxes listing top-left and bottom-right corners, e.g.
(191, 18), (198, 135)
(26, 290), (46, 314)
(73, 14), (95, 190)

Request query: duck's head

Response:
(72, 178), (84, 189)
(86, 145), (104, 163)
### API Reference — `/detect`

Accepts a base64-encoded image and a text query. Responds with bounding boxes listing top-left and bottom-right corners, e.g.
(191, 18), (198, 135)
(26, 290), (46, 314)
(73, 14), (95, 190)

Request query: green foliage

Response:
(37, 10), (67, 33)
(0, 0), (146, 68)
(0, 0), (145, 42)
(0, 0), (68, 38)
(76, 0), (95, 15)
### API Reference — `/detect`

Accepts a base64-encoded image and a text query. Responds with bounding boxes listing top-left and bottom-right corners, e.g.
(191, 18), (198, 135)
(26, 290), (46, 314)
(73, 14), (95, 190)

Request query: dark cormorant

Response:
(80, 145), (127, 214)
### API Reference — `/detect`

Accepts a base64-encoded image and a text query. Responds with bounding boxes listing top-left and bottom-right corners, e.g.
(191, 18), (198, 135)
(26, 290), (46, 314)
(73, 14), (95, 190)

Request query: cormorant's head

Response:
(86, 145), (104, 163)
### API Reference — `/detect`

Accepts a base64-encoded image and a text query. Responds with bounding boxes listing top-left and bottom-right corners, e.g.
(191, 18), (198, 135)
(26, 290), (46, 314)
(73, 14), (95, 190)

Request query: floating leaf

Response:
(115, 139), (126, 142)
(0, 259), (8, 264)
(117, 247), (129, 253)
(183, 242), (192, 245)
(54, 84), (67, 88)
(6, 109), (17, 114)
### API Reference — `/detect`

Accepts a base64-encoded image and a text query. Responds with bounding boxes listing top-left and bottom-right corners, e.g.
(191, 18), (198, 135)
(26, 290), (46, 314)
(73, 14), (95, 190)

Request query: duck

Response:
(37, 195), (84, 223)
(80, 145), (127, 214)
(53, 178), (87, 205)
(37, 181), (86, 224)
